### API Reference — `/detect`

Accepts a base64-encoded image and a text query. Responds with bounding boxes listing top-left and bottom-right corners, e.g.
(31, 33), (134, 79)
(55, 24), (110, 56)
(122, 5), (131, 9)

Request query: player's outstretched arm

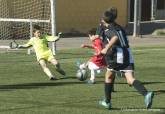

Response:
(17, 44), (32, 49)
(101, 36), (118, 55)
(17, 39), (33, 49)
(9, 40), (31, 49)
(81, 44), (94, 49)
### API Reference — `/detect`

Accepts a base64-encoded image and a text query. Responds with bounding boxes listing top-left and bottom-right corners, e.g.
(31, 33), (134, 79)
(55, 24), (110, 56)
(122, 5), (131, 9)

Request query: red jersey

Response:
(90, 38), (106, 68)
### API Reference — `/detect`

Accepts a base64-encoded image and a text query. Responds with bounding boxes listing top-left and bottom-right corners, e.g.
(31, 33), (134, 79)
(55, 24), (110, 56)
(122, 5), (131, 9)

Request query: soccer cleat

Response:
(50, 76), (57, 80)
(144, 92), (154, 109)
(86, 80), (96, 84)
(99, 99), (112, 109)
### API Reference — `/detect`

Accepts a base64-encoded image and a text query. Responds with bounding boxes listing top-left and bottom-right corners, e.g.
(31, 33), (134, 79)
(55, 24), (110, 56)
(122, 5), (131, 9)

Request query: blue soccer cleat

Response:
(144, 92), (154, 109)
(99, 99), (112, 109)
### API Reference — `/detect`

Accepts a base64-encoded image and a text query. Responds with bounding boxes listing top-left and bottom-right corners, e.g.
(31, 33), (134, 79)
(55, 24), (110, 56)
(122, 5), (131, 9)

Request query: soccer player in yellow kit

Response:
(18, 25), (65, 80)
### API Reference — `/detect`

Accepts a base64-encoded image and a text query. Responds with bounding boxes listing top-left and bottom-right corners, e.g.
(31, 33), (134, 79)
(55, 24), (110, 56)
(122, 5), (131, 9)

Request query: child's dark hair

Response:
(108, 7), (117, 20)
(88, 28), (97, 35)
(33, 24), (41, 32)
(102, 7), (117, 23)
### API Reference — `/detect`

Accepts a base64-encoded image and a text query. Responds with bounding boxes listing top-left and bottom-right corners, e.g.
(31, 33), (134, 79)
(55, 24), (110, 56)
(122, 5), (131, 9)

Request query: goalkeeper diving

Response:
(17, 25), (66, 80)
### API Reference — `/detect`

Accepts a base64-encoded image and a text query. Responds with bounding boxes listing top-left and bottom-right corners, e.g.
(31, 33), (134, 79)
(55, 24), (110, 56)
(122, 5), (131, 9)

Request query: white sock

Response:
(79, 63), (86, 69)
(90, 69), (95, 81)
(43, 67), (54, 78)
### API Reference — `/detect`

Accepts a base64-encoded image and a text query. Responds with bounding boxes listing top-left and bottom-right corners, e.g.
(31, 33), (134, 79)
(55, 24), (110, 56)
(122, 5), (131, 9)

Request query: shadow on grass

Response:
(0, 80), (84, 90)
(96, 80), (165, 85)
(0, 76), (81, 91)
(154, 90), (165, 95)
(0, 76), (165, 94)
(142, 81), (165, 85)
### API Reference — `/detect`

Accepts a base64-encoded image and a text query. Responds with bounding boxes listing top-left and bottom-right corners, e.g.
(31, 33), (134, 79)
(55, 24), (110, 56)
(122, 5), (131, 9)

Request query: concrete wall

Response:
(56, 0), (128, 34)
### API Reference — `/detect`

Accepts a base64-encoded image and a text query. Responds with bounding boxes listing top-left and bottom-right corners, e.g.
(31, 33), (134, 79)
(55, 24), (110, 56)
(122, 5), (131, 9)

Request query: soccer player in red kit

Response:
(78, 28), (106, 84)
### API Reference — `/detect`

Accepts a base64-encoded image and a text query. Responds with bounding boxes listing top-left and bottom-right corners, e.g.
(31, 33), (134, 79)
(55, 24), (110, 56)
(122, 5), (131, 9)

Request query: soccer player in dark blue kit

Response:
(98, 7), (154, 109)
(96, 7), (117, 92)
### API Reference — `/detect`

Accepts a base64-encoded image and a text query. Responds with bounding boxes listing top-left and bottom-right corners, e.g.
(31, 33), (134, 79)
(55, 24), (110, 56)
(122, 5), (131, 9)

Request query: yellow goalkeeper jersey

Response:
(24, 34), (59, 61)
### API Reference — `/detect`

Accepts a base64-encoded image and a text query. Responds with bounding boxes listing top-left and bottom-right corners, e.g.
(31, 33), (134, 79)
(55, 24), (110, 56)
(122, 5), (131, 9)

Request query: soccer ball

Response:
(76, 69), (88, 81)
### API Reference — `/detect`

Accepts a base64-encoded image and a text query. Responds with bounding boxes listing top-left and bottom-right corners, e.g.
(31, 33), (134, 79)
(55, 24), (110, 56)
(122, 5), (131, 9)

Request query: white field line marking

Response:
(110, 108), (164, 112)
(0, 45), (165, 52)
(133, 48), (165, 52)
(0, 45), (10, 49)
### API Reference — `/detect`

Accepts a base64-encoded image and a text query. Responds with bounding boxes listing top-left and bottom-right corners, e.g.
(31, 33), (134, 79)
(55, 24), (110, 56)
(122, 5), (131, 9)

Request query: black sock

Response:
(55, 63), (60, 69)
(132, 80), (148, 96)
(112, 76), (115, 92)
(104, 83), (113, 103)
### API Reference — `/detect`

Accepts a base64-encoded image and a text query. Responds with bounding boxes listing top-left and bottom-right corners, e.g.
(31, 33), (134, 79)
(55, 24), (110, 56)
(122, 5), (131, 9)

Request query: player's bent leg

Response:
(87, 62), (100, 84)
(86, 69), (96, 84)
(105, 70), (115, 83)
(55, 63), (66, 76)
(125, 72), (148, 95)
(111, 75), (116, 92)
(39, 59), (56, 80)
(99, 70), (115, 109)
(124, 72), (154, 108)
(49, 58), (58, 65)
(50, 58), (66, 76)
(124, 71), (135, 85)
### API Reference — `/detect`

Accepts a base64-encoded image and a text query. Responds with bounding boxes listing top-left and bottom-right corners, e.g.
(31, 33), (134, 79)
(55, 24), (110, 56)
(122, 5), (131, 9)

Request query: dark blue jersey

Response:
(104, 23), (129, 48)
(103, 23), (134, 71)
(96, 24), (107, 42)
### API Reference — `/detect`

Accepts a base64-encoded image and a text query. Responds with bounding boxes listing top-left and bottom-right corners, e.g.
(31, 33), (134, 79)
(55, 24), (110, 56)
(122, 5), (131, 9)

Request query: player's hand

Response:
(100, 48), (107, 55)
(95, 51), (101, 55)
(58, 32), (62, 37)
(81, 44), (86, 48)
(97, 51), (102, 55)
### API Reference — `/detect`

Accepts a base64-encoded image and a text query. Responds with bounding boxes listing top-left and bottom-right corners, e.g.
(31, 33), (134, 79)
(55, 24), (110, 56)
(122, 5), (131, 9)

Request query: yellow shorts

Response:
(37, 51), (54, 62)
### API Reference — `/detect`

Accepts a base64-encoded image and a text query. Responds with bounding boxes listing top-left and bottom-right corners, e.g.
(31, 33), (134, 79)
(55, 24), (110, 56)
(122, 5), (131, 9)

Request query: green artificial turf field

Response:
(0, 46), (164, 114)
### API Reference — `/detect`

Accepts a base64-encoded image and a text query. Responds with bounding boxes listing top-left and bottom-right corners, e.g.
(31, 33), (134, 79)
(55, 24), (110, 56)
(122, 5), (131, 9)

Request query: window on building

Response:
(157, 0), (165, 10)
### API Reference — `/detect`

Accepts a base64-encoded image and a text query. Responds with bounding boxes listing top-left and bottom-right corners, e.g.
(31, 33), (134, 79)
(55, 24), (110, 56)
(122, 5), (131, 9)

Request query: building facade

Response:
(56, 0), (128, 34)
(129, 0), (165, 21)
